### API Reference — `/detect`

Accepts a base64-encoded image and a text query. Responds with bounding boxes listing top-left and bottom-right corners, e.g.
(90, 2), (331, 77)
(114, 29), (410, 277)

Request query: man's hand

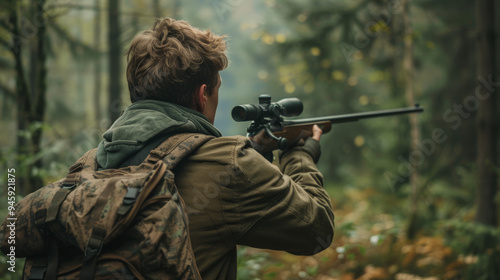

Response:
(248, 129), (278, 155)
(249, 124), (323, 155)
(311, 124), (323, 142)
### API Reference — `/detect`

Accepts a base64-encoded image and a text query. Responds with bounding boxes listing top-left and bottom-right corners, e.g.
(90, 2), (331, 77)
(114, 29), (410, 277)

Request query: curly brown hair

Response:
(126, 18), (228, 108)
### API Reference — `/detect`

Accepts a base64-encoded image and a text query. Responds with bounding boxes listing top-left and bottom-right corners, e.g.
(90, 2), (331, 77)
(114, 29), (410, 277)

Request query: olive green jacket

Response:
(96, 100), (335, 280)
(175, 136), (335, 279)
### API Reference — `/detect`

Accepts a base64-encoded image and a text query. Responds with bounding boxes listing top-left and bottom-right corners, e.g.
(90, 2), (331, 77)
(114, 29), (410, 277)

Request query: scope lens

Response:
(231, 104), (260, 121)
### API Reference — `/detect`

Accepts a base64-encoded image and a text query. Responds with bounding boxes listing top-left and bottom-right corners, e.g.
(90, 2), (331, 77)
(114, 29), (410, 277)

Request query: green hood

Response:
(96, 100), (221, 169)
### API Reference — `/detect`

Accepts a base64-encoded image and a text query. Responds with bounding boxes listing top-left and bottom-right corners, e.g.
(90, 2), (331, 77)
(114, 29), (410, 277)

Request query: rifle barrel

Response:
(283, 105), (423, 126)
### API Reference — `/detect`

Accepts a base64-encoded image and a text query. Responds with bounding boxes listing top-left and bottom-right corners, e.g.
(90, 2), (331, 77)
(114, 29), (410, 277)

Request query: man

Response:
(96, 18), (335, 279)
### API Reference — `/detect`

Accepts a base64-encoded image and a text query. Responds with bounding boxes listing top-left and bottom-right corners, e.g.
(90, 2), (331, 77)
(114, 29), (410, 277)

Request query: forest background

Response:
(0, 0), (499, 279)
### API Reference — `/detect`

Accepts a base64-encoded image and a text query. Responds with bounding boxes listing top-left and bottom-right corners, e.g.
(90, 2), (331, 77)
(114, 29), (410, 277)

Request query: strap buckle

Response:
(123, 187), (140, 205)
(61, 183), (76, 190)
(28, 263), (47, 280)
(84, 227), (106, 262)
(146, 150), (165, 164)
(68, 162), (84, 173)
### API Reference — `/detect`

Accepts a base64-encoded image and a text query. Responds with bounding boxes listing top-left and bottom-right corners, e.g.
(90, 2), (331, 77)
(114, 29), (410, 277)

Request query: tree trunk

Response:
(9, 0), (32, 195)
(152, 0), (161, 18)
(7, 0), (47, 195)
(401, 0), (421, 239)
(474, 0), (498, 226)
(108, 0), (122, 123)
(30, 0), (47, 191)
(94, 0), (102, 123)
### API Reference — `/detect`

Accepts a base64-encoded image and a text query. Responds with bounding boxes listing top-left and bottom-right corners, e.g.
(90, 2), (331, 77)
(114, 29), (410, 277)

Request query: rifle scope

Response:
(232, 95), (303, 122)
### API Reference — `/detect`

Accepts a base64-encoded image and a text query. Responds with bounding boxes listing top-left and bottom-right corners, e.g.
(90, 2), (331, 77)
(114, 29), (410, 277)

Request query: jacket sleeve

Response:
(230, 137), (335, 255)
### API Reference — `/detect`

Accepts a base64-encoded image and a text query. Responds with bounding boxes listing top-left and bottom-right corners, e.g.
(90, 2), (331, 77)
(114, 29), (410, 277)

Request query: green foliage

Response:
(6, 123), (68, 179)
(237, 246), (270, 280)
(0, 255), (25, 280)
(441, 220), (500, 280)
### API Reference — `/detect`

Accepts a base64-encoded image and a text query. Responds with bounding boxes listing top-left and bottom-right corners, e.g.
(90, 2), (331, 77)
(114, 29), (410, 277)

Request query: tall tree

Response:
(474, 0), (498, 226)
(4, 0), (47, 194)
(94, 0), (102, 123)
(30, 0), (47, 190)
(8, 0), (31, 193)
(108, 0), (122, 122)
(401, 0), (421, 239)
(152, 0), (162, 18)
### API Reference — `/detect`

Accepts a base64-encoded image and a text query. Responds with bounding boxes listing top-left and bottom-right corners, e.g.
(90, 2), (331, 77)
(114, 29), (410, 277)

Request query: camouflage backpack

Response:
(0, 133), (213, 279)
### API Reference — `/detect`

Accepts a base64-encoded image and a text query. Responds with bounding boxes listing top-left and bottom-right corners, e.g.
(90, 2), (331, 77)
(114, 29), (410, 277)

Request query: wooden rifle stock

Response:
(272, 121), (332, 144)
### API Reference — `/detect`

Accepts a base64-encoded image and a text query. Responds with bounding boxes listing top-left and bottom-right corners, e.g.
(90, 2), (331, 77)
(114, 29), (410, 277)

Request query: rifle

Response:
(232, 94), (423, 150)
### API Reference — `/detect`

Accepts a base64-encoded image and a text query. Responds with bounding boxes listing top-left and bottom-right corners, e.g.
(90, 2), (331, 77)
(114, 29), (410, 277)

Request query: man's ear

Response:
(194, 84), (208, 112)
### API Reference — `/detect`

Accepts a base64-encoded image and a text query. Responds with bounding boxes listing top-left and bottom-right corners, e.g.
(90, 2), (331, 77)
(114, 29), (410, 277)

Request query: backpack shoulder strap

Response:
(141, 133), (214, 170)
(62, 148), (98, 187)
(29, 148), (99, 280)
(45, 148), (97, 224)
